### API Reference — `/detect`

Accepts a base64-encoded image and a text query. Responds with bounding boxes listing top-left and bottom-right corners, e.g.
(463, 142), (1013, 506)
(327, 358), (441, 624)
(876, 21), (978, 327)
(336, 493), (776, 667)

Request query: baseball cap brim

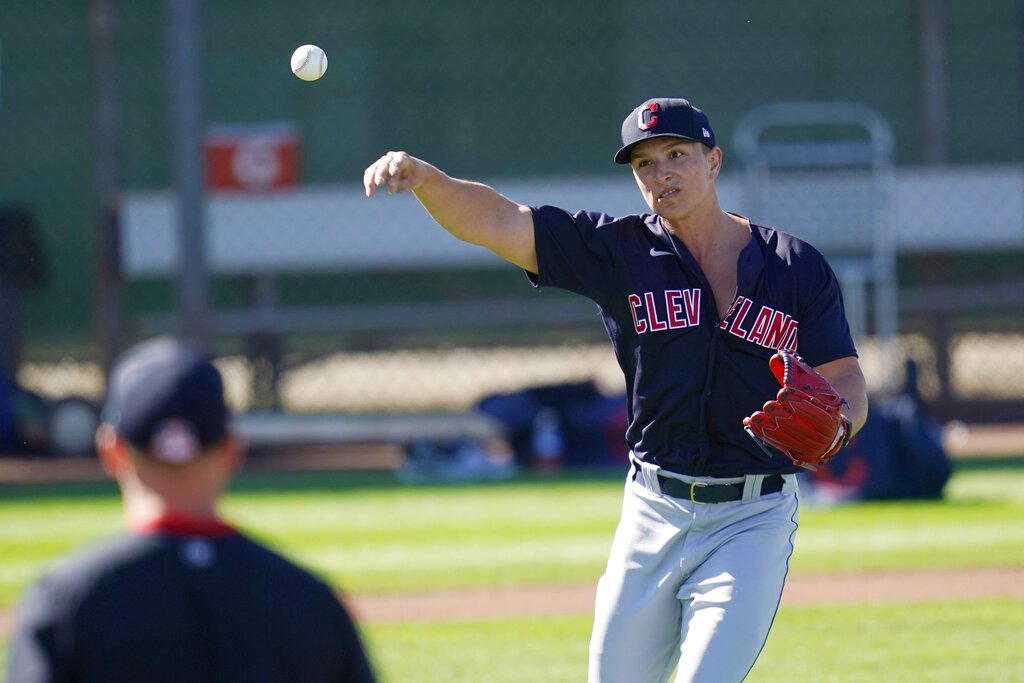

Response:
(614, 132), (705, 165)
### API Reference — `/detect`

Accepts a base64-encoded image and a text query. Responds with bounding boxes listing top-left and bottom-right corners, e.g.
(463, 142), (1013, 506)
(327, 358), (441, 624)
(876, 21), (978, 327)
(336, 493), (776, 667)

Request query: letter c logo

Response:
(638, 103), (659, 131)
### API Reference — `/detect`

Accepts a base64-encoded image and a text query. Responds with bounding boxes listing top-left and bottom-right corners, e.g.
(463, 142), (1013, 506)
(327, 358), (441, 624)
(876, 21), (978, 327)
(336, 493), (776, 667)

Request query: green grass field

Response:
(2, 460), (1023, 681)
(367, 598), (1024, 683)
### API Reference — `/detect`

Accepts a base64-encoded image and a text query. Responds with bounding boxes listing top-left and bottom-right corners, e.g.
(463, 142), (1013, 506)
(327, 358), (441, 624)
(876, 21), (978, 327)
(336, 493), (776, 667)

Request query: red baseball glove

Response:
(742, 350), (852, 471)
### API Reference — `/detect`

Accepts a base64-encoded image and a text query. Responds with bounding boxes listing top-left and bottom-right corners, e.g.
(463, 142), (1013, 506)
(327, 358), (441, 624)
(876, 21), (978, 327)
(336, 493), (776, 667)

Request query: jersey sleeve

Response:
(528, 205), (620, 305)
(332, 595), (378, 683)
(4, 576), (75, 683)
(795, 250), (858, 366)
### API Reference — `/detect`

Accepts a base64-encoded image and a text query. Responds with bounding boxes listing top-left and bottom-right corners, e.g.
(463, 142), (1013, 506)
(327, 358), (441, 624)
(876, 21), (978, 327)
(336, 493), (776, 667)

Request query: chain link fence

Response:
(0, 0), (1021, 432)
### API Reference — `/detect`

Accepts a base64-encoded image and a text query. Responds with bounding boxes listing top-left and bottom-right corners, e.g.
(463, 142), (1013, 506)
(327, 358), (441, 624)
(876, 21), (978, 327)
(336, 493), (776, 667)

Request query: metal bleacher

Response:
(732, 101), (899, 384)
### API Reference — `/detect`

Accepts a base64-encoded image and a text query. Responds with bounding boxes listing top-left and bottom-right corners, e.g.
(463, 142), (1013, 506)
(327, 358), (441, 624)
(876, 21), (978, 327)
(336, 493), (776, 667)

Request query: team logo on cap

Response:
(638, 103), (660, 130)
(150, 418), (201, 464)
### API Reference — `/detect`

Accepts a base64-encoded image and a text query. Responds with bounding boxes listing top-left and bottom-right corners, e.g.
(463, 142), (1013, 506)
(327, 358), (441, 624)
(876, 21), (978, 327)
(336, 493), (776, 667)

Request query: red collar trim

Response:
(134, 513), (237, 538)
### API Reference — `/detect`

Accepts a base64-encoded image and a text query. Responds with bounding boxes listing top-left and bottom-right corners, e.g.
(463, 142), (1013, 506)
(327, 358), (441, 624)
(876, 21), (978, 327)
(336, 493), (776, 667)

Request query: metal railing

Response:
(733, 101), (899, 386)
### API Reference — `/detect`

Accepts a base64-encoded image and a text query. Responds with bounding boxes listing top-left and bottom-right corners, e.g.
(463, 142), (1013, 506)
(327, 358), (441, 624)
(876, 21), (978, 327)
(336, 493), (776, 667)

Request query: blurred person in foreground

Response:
(5, 336), (377, 683)
(363, 97), (868, 682)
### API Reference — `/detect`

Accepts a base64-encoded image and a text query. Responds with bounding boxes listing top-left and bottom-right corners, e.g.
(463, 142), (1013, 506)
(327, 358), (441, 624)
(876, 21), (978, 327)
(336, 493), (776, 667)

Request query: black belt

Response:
(652, 473), (785, 503)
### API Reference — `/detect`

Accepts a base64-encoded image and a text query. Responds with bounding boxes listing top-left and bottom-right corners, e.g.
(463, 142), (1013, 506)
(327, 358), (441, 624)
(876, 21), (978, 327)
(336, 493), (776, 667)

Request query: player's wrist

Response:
(840, 414), (854, 448)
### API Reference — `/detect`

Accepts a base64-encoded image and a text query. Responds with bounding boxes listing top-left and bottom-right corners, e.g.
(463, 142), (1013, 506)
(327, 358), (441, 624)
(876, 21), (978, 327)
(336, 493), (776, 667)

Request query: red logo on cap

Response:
(638, 103), (660, 130)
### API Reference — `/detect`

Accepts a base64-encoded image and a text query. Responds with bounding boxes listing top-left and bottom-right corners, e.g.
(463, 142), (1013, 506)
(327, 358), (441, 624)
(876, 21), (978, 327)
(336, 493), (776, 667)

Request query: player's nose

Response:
(650, 159), (676, 183)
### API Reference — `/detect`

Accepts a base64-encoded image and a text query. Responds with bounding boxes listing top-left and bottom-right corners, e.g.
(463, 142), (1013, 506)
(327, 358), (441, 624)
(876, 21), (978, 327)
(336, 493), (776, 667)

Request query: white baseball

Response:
(290, 44), (328, 81)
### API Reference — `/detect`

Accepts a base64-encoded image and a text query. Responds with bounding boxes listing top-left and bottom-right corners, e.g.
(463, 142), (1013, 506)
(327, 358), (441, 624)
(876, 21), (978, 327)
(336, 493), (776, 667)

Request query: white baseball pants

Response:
(588, 466), (799, 683)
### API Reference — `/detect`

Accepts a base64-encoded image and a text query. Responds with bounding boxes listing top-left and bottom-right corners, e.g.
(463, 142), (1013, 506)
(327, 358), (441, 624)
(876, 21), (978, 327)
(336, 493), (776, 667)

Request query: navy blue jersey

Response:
(529, 205), (857, 476)
(5, 521), (376, 683)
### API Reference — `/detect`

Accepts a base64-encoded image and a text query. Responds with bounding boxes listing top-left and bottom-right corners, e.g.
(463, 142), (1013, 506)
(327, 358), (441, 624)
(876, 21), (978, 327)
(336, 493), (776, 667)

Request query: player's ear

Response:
(95, 424), (130, 477)
(218, 432), (247, 476)
(707, 146), (723, 179)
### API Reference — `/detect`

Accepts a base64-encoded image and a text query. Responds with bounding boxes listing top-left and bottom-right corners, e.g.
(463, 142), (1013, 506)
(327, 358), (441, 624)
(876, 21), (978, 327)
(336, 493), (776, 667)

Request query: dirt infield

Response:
(3, 480), (1023, 640)
(344, 566), (1024, 624)
(4, 567), (1021, 638)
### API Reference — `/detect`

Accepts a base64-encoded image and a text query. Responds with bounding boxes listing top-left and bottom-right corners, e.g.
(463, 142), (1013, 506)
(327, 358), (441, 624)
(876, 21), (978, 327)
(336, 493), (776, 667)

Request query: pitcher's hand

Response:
(363, 151), (430, 197)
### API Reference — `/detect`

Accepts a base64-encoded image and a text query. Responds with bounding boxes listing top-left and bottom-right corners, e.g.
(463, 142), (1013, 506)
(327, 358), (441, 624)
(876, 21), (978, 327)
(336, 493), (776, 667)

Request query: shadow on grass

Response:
(0, 466), (630, 502)
(2, 455), (1019, 503)
(236, 466), (628, 495)
(952, 455), (1024, 471)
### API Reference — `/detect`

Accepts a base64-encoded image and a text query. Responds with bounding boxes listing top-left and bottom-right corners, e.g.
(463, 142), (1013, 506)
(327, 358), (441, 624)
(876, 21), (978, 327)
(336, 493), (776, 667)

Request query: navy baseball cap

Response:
(614, 97), (716, 164)
(102, 337), (229, 464)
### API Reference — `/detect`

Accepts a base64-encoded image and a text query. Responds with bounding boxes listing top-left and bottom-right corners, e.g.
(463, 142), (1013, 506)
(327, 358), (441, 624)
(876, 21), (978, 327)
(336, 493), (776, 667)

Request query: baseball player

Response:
(5, 337), (377, 683)
(363, 97), (868, 683)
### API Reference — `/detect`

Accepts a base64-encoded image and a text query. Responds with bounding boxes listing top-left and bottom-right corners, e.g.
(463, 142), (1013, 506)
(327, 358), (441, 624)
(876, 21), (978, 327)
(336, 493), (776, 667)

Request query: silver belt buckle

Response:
(690, 481), (707, 503)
